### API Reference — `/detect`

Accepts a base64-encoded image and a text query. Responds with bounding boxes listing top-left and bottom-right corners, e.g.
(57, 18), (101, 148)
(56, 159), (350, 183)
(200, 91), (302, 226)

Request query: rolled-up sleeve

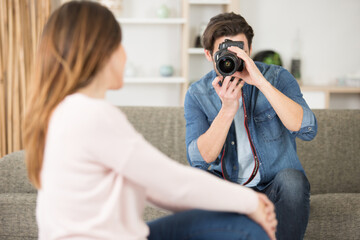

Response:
(188, 138), (210, 169)
(276, 69), (318, 141)
(184, 90), (210, 170)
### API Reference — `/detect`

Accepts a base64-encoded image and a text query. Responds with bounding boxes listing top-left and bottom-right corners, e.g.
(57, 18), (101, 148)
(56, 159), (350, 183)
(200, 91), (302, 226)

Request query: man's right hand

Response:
(248, 193), (277, 240)
(212, 73), (245, 117)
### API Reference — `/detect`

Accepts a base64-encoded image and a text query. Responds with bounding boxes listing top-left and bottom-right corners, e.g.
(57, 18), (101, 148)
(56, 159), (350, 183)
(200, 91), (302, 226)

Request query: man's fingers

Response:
(232, 78), (244, 96)
(212, 76), (223, 94)
(212, 76), (221, 87)
(228, 46), (250, 61)
(230, 71), (242, 79)
(222, 75), (233, 87)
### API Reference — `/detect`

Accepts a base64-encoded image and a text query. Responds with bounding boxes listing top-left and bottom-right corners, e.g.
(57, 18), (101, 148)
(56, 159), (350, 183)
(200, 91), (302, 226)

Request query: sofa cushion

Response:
(305, 193), (360, 240)
(143, 205), (171, 223)
(0, 193), (37, 239)
(0, 151), (36, 194)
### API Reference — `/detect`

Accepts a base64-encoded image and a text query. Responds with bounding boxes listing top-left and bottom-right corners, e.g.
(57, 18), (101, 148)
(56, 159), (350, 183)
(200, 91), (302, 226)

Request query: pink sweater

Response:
(37, 93), (258, 239)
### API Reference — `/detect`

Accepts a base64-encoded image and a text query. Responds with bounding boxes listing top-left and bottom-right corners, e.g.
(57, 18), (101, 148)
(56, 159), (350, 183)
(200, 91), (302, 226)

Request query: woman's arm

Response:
(131, 140), (276, 240)
(122, 133), (259, 215)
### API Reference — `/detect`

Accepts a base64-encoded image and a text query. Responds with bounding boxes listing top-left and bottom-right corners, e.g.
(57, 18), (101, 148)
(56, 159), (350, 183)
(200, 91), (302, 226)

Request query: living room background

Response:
(49, 0), (360, 109)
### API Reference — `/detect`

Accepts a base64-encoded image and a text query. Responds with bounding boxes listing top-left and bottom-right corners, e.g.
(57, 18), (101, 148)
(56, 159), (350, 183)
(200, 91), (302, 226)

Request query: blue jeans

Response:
(255, 168), (310, 240)
(147, 209), (269, 240)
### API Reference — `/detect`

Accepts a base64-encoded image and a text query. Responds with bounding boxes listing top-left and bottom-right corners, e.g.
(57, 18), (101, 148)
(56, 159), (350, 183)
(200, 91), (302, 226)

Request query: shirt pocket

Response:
(254, 108), (284, 142)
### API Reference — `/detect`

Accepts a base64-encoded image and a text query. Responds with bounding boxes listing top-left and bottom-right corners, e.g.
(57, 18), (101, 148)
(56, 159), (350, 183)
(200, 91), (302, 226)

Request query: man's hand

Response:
(227, 46), (304, 132)
(212, 73), (244, 117)
(228, 46), (267, 88)
(248, 193), (277, 240)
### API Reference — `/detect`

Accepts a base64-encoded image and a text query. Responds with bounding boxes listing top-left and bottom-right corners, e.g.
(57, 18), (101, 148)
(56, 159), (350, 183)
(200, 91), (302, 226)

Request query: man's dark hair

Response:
(202, 12), (254, 54)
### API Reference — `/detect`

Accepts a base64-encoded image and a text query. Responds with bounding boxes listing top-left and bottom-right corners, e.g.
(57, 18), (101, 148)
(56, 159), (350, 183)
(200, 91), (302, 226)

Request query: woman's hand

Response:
(228, 46), (268, 88)
(248, 193), (277, 240)
(212, 73), (245, 116)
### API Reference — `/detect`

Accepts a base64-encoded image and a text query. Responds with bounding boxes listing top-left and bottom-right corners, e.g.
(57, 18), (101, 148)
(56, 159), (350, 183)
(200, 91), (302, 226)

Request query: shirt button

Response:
(308, 127), (312, 131)
(267, 115), (271, 119)
(231, 141), (235, 145)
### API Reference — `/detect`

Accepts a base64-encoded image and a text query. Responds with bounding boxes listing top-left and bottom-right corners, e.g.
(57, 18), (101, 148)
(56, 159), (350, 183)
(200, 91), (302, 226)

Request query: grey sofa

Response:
(0, 108), (359, 240)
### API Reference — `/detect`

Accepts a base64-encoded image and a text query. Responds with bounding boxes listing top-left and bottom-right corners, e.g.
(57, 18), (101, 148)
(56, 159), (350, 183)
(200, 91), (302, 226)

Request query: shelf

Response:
(124, 77), (186, 84)
(117, 18), (186, 24)
(188, 48), (205, 54)
(300, 85), (360, 109)
(300, 85), (360, 93)
(189, 0), (230, 5)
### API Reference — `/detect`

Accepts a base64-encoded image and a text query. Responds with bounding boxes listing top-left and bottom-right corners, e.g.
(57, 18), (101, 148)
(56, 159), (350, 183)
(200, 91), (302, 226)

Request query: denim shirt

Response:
(184, 62), (318, 190)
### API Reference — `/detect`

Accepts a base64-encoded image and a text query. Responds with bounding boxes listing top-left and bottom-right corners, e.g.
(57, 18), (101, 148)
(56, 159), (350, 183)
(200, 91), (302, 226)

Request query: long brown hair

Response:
(23, 1), (122, 189)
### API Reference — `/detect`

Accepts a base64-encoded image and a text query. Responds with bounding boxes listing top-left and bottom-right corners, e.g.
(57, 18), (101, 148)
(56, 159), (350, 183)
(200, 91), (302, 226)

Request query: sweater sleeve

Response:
(92, 106), (259, 215)
(127, 136), (258, 215)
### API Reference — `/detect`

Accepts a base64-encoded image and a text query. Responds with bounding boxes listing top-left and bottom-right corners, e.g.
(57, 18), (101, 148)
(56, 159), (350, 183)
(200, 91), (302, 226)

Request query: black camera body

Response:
(214, 39), (245, 77)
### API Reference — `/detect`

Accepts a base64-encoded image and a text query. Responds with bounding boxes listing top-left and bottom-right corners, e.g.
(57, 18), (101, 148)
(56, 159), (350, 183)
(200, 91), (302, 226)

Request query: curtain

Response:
(0, 0), (51, 157)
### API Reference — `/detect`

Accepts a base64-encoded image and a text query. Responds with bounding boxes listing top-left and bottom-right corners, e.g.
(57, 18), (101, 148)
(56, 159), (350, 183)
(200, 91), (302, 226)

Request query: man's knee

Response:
(274, 169), (310, 202)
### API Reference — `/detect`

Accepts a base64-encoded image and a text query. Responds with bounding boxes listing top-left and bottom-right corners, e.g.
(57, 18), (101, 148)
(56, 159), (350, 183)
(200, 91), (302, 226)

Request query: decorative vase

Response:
(159, 65), (174, 77)
(156, 4), (170, 18)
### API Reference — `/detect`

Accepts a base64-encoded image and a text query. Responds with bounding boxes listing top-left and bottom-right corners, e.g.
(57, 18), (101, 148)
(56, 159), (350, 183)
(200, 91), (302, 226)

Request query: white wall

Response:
(239, 0), (360, 86)
(51, 0), (360, 107)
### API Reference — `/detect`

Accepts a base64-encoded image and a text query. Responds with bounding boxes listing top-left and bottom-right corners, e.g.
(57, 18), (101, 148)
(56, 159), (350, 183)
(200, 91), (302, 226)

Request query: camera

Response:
(214, 39), (245, 78)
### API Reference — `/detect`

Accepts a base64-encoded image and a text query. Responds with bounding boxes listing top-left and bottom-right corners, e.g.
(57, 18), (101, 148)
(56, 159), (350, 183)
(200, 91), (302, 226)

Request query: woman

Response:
(23, 2), (277, 239)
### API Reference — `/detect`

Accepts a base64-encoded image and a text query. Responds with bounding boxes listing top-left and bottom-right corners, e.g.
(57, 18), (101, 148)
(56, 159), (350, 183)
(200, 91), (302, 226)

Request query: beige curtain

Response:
(0, 0), (51, 157)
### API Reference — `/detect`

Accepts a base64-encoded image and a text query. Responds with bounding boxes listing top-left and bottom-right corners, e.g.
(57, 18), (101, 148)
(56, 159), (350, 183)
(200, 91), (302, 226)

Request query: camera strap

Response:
(220, 92), (260, 185)
(220, 143), (259, 185)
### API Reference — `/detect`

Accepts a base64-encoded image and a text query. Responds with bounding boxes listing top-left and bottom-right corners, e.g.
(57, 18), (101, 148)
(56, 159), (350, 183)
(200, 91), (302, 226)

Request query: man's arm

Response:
(197, 105), (235, 163)
(197, 75), (244, 163)
(257, 81), (303, 131)
(185, 74), (244, 165)
(229, 46), (304, 132)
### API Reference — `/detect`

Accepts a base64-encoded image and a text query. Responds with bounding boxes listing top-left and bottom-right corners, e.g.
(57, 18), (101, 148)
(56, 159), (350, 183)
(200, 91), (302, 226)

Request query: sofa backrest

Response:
(297, 109), (360, 195)
(1, 108), (359, 196)
(120, 106), (188, 166)
(121, 107), (360, 195)
(0, 150), (36, 193)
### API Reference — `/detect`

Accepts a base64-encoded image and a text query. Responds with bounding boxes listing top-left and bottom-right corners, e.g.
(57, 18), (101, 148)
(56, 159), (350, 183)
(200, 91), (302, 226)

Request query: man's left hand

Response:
(228, 46), (267, 88)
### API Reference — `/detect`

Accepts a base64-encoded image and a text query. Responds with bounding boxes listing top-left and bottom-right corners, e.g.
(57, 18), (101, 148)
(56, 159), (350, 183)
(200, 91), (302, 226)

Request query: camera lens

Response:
(219, 58), (235, 74)
(215, 48), (244, 77)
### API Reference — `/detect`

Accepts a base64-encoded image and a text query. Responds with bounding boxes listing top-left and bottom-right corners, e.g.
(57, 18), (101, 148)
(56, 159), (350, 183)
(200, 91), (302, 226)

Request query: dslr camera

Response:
(214, 39), (245, 78)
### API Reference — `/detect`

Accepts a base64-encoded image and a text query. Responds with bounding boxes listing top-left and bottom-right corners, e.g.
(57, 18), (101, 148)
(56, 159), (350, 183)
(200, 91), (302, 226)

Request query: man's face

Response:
(205, 33), (251, 76)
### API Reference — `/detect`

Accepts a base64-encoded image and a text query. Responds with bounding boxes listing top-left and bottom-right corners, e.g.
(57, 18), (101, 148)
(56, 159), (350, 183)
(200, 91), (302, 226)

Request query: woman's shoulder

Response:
(64, 93), (123, 115)
(51, 93), (128, 131)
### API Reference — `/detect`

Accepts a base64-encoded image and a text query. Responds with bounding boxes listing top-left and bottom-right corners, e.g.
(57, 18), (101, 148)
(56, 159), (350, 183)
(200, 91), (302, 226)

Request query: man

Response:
(184, 12), (317, 240)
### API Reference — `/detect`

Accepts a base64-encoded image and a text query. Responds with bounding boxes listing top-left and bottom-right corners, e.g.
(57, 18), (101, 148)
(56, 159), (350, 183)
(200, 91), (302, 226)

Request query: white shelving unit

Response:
(188, 48), (205, 54)
(124, 77), (186, 84)
(189, 0), (231, 4)
(117, 18), (186, 24)
(104, 0), (238, 106)
(116, 15), (186, 87)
